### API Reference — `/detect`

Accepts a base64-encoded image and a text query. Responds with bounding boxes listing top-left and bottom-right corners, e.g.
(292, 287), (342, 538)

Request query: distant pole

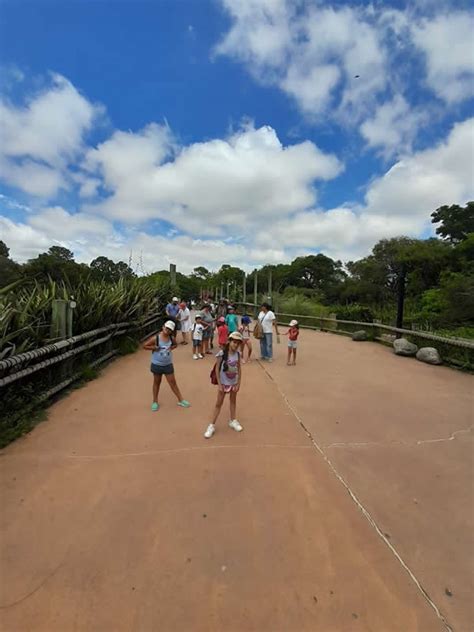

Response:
(51, 300), (67, 340)
(253, 272), (258, 307)
(169, 263), (176, 287)
(268, 269), (272, 301)
(243, 271), (246, 303)
(396, 264), (407, 333)
(220, 282), (224, 299)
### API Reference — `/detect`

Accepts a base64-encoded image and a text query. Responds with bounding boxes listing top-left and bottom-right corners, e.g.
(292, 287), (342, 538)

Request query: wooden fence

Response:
(235, 302), (474, 370)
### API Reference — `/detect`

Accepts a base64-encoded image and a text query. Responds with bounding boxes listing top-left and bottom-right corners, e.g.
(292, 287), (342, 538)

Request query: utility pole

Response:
(253, 271), (258, 307)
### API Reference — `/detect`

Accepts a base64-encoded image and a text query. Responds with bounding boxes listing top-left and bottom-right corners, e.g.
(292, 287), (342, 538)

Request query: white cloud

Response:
(411, 11), (474, 103)
(255, 117), (474, 258)
(360, 96), (428, 158)
(29, 207), (112, 240)
(0, 73), (101, 198)
(84, 122), (343, 231)
(216, 2), (387, 121)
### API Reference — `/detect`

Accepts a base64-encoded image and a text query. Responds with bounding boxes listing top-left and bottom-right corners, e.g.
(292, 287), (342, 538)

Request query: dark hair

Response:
(261, 302), (272, 310)
(219, 340), (240, 373)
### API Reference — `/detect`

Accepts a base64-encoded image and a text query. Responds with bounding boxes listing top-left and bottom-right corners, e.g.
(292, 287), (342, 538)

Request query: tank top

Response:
(151, 335), (173, 366)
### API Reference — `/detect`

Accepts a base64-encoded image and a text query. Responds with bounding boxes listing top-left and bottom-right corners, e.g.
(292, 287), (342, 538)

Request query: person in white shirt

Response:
(178, 301), (191, 345)
(192, 314), (207, 359)
(257, 302), (280, 362)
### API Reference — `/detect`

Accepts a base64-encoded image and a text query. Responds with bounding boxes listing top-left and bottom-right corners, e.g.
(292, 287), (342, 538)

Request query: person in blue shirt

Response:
(165, 296), (180, 338)
(225, 305), (239, 333)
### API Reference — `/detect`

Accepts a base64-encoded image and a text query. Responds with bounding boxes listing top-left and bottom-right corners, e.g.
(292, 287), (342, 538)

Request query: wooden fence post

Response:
(51, 300), (68, 340)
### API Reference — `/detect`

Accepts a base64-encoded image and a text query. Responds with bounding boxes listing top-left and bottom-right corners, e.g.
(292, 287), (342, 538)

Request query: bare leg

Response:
(153, 374), (162, 403)
(202, 338), (208, 354)
(165, 373), (184, 402)
(293, 348), (297, 365)
(287, 348), (291, 365)
(247, 341), (252, 362)
(211, 390), (226, 424)
(230, 390), (237, 420)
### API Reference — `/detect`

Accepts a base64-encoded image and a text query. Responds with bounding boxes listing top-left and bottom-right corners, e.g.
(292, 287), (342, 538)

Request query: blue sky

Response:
(0, 0), (473, 273)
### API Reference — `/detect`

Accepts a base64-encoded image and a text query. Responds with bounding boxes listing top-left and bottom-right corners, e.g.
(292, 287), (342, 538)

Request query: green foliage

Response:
(431, 202), (474, 244)
(90, 256), (135, 282)
(277, 294), (329, 317)
(0, 276), (168, 354)
(332, 304), (375, 322)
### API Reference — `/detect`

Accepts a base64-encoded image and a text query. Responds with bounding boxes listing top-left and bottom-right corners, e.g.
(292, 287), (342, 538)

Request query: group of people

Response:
(143, 297), (300, 439)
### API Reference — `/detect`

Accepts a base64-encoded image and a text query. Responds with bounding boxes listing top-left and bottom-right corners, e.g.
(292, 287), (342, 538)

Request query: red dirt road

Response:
(1, 330), (472, 631)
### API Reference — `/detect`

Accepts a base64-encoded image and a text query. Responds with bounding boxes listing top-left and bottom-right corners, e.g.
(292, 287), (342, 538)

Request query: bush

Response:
(332, 304), (375, 322)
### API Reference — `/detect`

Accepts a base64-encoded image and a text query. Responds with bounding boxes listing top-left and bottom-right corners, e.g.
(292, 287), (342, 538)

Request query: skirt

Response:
(151, 363), (174, 375)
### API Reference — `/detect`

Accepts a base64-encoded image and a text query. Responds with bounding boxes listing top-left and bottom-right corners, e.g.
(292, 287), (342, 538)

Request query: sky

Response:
(0, 0), (473, 274)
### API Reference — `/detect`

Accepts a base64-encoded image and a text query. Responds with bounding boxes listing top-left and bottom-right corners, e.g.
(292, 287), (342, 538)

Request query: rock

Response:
(416, 347), (442, 365)
(393, 338), (418, 356)
(352, 330), (368, 341)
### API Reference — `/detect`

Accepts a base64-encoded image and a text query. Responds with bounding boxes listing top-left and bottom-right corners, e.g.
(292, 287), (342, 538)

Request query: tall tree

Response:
(431, 202), (474, 244)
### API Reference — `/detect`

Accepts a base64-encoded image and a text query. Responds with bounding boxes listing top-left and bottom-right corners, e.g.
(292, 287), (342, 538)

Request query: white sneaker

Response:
(204, 423), (215, 439)
(198, 354), (204, 359)
(228, 419), (243, 432)
(267, 358), (273, 363)
(193, 354), (199, 360)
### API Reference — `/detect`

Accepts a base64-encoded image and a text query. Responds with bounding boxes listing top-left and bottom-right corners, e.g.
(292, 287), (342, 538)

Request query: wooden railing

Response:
(235, 302), (474, 370)
(0, 312), (164, 409)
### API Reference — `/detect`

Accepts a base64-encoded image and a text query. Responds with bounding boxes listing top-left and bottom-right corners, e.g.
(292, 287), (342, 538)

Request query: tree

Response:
(286, 254), (346, 301)
(431, 202), (474, 244)
(192, 266), (210, 281)
(90, 257), (134, 282)
(47, 246), (74, 261)
(0, 241), (21, 288)
(0, 241), (9, 258)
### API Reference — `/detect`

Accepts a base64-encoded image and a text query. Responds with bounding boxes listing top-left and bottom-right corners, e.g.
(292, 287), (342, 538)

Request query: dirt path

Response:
(0, 330), (471, 631)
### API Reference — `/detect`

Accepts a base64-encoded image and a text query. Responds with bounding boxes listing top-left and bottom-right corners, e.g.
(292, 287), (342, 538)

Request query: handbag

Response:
(253, 313), (267, 339)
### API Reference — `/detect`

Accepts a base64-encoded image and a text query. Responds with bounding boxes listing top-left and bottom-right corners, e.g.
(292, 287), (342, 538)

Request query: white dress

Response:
(179, 308), (191, 332)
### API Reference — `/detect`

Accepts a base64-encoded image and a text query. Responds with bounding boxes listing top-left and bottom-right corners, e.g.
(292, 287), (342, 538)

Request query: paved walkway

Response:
(0, 330), (472, 631)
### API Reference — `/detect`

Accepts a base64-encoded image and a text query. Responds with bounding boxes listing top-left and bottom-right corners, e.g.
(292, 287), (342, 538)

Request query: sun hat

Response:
(195, 313), (202, 319)
(289, 319), (298, 326)
(172, 296), (179, 302)
(229, 331), (243, 341)
(241, 315), (251, 324)
(164, 320), (176, 331)
(228, 305), (235, 310)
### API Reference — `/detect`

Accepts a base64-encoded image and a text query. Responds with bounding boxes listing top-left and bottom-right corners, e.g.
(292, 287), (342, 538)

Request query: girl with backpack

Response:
(204, 331), (244, 439)
(143, 321), (191, 411)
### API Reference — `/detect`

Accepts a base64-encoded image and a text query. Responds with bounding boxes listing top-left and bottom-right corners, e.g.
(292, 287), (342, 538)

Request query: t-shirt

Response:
(217, 323), (229, 345)
(166, 303), (180, 318)
(151, 335), (173, 366)
(225, 313), (238, 333)
(216, 350), (240, 386)
(258, 310), (276, 334)
(288, 326), (299, 341)
(193, 322), (204, 341)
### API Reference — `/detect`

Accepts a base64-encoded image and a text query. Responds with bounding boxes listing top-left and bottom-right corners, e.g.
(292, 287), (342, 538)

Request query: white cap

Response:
(229, 331), (243, 341)
(289, 319), (298, 326)
(172, 296), (179, 302)
(164, 320), (176, 331)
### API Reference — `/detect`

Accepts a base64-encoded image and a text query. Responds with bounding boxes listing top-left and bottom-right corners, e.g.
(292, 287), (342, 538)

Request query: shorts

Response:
(203, 328), (212, 339)
(193, 339), (202, 348)
(151, 363), (174, 375)
(288, 341), (298, 349)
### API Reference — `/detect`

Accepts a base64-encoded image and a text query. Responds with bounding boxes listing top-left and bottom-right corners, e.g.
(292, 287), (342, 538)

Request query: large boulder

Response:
(352, 330), (368, 341)
(393, 338), (418, 357)
(416, 347), (442, 365)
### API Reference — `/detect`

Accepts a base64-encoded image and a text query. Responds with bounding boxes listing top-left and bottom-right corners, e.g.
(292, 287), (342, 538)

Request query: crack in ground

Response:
(257, 359), (455, 632)
(325, 426), (473, 450)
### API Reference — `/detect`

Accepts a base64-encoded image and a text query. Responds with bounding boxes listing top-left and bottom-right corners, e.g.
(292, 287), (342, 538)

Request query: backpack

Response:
(253, 319), (264, 339)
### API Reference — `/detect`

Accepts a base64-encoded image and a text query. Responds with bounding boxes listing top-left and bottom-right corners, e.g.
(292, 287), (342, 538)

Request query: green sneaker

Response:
(151, 402), (159, 411)
(177, 400), (191, 408)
